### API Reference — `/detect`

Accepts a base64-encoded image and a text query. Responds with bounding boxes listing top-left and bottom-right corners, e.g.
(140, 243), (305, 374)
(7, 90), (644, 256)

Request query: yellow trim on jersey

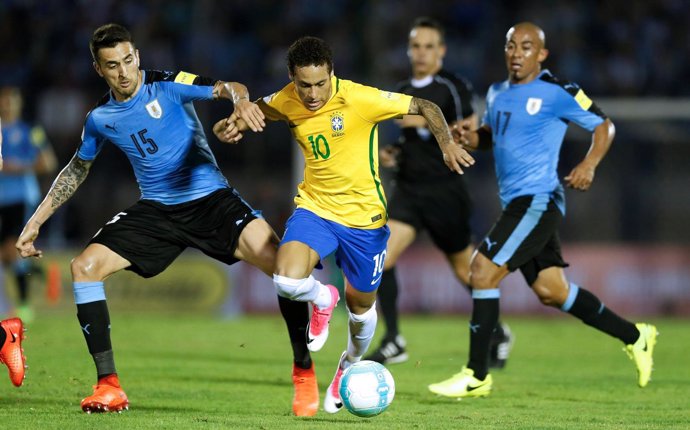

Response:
(574, 89), (593, 110)
(174, 71), (198, 85)
(263, 77), (412, 228)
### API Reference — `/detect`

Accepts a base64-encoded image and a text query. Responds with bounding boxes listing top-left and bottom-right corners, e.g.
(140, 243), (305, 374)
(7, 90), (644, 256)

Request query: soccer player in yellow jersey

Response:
(215, 36), (474, 415)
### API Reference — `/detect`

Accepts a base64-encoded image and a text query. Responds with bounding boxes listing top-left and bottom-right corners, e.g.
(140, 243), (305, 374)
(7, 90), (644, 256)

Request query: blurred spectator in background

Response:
(0, 86), (57, 321)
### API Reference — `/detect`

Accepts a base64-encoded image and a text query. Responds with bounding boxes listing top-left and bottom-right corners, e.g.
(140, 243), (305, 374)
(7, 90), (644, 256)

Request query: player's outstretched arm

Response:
(16, 154), (93, 258)
(408, 97), (475, 174)
(564, 118), (615, 191)
(213, 81), (265, 133)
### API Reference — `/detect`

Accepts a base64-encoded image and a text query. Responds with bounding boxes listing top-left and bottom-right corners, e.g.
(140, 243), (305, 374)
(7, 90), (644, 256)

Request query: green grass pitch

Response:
(0, 310), (688, 429)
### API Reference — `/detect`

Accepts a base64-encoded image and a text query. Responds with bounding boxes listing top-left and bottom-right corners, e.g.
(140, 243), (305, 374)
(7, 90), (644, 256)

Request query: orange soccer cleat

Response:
(292, 363), (319, 416)
(81, 374), (129, 413)
(0, 317), (27, 387)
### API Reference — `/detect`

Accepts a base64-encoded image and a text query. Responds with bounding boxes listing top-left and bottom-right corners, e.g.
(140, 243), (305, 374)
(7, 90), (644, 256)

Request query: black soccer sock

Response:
(77, 300), (117, 378)
(277, 295), (312, 369)
(467, 285), (506, 341)
(0, 326), (6, 347)
(493, 320), (506, 339)
(563, 284), (639, 345)
(15, 273), (29, 303)
(376, 268), (400, 340)
(467, 290), (500, 380)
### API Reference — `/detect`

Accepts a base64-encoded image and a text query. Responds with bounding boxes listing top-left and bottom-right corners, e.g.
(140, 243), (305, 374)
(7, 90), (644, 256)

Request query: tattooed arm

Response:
(16, 154), (93, 258)
(408, 97), (475, 174)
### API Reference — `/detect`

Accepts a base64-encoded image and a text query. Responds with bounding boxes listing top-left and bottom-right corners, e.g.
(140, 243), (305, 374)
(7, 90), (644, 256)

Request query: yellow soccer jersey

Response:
(261, 76), (412, 228)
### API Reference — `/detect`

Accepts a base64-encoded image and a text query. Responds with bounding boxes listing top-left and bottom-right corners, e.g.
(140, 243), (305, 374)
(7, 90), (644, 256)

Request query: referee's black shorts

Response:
(387, 175), (472, 254)
(477, 191), (568, 286)
(89, 188), (259, 278)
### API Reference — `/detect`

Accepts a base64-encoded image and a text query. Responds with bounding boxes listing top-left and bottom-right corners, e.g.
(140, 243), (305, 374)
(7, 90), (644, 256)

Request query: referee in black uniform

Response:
(365, 17), (513, 366)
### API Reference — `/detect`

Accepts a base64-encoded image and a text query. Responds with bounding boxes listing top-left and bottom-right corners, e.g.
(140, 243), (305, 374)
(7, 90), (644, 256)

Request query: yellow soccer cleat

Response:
(624, 323), (658, 388)
(428, 367), (492, 398)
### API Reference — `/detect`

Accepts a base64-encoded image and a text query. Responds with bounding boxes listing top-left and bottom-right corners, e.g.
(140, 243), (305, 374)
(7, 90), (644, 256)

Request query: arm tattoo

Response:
(410, 97), (453, 146)
(49, 156), (92, 210)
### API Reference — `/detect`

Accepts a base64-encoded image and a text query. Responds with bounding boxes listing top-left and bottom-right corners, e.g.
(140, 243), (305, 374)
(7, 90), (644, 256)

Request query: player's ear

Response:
(93, 61), (103, 78)
(538, 48), (549, 63)
(135, 49), (140, 67)
(287, 67), (293, 81)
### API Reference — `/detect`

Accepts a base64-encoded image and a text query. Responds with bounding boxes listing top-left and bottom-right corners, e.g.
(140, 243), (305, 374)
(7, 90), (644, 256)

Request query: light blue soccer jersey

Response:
(78, 70), (228, 205)
(482, 70), (606, 208)
(0, 121), (47, 206)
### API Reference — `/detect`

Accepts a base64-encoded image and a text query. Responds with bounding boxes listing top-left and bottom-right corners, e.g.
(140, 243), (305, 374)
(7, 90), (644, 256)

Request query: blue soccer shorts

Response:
(281, 208), (390, 292)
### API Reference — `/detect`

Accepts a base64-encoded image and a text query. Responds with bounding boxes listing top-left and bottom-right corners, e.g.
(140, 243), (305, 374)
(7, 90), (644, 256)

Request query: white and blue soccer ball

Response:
(339, 360), (395, 417)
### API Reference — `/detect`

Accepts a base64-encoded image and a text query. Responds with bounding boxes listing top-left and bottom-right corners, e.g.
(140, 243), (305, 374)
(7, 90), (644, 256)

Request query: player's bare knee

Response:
(70, 254), (102, 281)
(345, 289), (376, 313)
(452, 265), (471, 286)
(532, 281), (560, 306)
(469, 267), (493, 290)
(382, 254), (398, 271)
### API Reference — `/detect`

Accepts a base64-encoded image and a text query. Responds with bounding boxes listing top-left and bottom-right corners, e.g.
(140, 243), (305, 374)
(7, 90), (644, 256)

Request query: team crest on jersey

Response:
(526, 97), (542, 115)
(330, 111), (345, 137)
(146, 99), (163, 119)
(525, 97), (541, 115)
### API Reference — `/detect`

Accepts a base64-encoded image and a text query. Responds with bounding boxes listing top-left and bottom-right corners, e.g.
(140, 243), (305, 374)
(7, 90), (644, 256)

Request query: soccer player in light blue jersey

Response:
(13, 23), (300, 414)
(0, 86), (57, 322)
(428, 22), (657, 399)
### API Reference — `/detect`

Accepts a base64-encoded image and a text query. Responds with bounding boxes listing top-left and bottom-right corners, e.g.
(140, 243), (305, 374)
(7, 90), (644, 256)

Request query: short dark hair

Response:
(89, 23), (134, 61)
(410, 17), (446, 44)
(287, 37), (333, 75)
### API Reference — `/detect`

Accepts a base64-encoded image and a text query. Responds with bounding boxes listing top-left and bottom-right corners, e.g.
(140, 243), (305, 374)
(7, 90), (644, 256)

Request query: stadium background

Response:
(1, 0), (688, 316)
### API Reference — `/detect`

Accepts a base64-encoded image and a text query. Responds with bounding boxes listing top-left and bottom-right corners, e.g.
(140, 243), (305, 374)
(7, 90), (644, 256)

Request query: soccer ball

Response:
(339, 360), (395, 417)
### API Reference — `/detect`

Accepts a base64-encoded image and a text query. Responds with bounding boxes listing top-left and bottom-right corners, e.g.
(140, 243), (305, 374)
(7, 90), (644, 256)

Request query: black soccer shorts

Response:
(477, 192), (568, 286)
(89, 188), (259, 278)
(387, 175), (473, 254)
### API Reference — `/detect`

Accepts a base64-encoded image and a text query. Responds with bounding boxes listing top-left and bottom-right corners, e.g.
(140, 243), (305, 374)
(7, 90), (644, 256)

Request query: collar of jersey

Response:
(411, 75), (434, 88)
(509, 69), (552, 88)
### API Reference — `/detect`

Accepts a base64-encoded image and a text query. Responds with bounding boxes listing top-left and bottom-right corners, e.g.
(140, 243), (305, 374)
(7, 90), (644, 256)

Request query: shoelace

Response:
(311, 306), (330, 332)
